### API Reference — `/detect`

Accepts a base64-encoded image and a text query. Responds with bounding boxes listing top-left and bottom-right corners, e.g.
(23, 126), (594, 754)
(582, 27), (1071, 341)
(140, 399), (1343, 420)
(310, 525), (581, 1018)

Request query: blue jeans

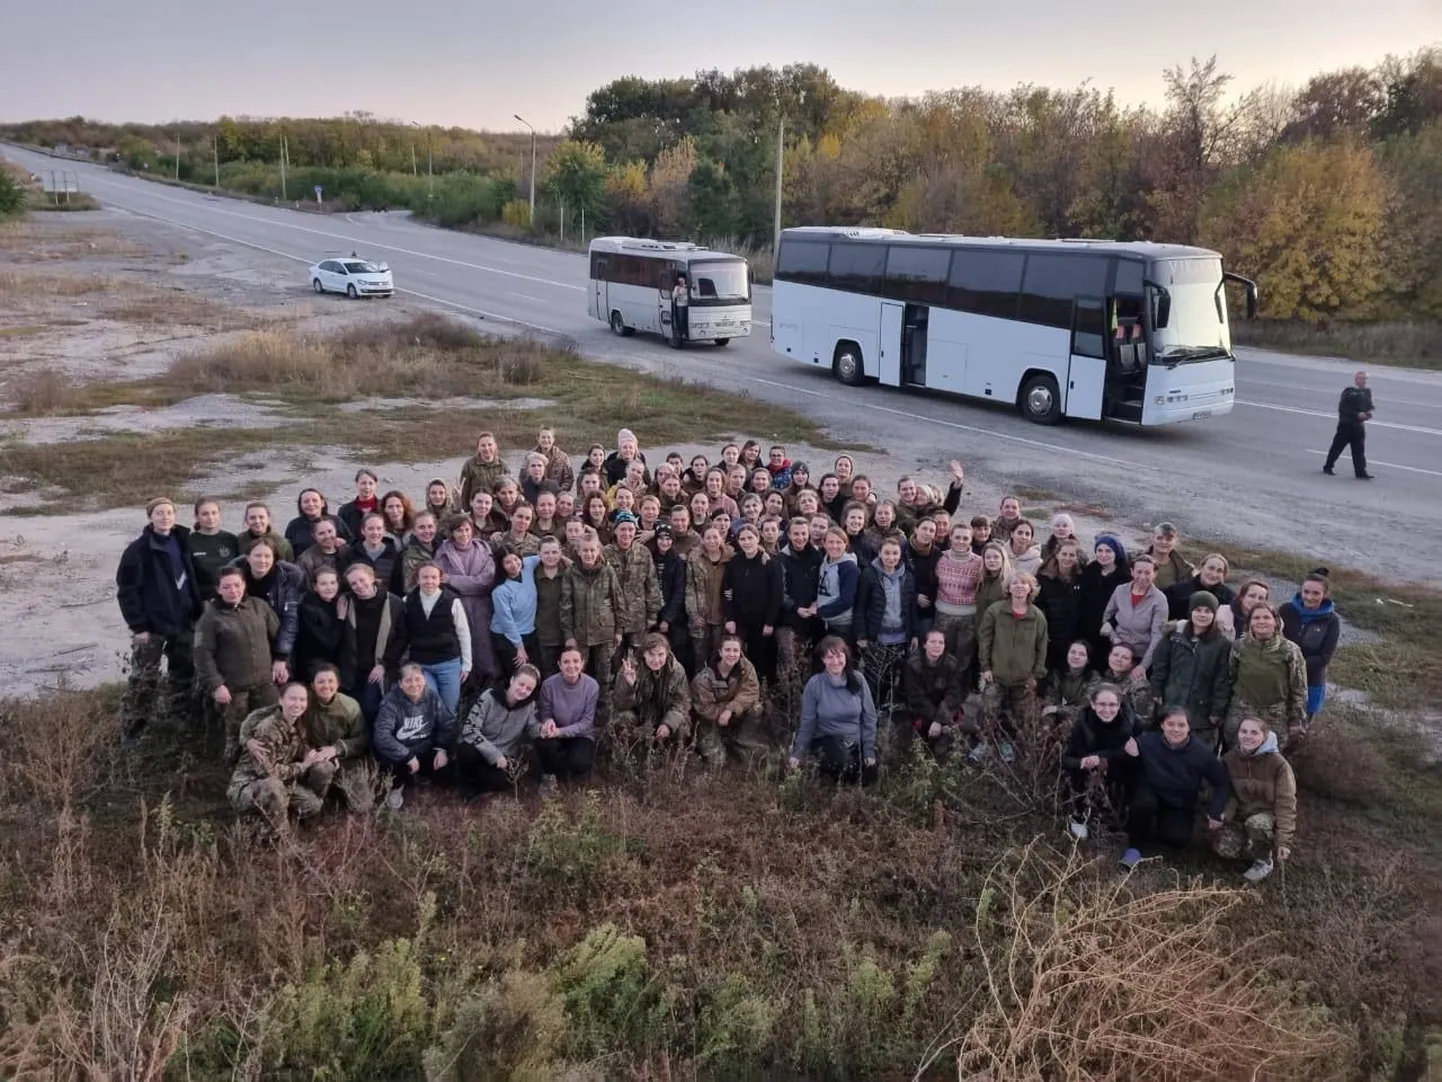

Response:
(421, 658), (463, 715)
(1306, 684), (1326, 718)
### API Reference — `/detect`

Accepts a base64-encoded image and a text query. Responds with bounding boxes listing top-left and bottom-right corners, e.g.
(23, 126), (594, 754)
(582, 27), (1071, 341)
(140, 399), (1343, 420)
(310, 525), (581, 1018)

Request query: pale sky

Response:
(1, 0), (1437, 133)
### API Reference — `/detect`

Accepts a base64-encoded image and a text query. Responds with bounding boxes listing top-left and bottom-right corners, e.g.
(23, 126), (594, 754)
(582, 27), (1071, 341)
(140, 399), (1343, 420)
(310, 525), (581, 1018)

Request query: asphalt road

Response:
(6, 144), (1441, 580)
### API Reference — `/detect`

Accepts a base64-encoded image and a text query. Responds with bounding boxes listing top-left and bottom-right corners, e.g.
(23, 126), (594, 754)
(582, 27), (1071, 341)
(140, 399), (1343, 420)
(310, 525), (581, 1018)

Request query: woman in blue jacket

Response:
(491, 552), (541, 679)
(814, 527), (860, 644)
(1118, 707), (1231, 870)
(1279, 568), (1341, 725)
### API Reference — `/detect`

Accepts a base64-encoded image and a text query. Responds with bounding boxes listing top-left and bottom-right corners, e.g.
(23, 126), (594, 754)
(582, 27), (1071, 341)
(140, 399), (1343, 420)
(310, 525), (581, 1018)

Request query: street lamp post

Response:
(514, 113), (536, 221)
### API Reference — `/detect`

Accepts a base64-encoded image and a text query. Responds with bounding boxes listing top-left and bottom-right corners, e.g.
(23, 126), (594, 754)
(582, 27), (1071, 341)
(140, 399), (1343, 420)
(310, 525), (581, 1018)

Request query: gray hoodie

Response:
(792, 670), (878, 761)
(461, 687), (541, 764)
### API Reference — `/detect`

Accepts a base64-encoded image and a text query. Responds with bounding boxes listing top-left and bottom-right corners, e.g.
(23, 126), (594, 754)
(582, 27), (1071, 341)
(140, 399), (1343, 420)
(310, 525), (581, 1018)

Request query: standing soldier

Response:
(116, 496), (204, 744)
(1322, 370), (1375, 480)
(604, 511), (662, 657)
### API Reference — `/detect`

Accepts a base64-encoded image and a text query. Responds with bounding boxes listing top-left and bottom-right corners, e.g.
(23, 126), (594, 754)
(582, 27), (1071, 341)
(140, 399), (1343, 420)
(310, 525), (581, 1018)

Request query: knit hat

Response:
(145, 496), (175, 515)
(1094, 534), (1127, 564)
(617, 428), (637, 446)
(653, 523), (672, 538)
(791, 460), (810, 475)
(611, 510), (639, 527)
(1189, 590), (1220, 613)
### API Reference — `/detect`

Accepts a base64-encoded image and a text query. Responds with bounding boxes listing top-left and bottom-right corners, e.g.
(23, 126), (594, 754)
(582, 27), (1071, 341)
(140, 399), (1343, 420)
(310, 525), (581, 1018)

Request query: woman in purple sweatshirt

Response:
(535, 645), (599, 791)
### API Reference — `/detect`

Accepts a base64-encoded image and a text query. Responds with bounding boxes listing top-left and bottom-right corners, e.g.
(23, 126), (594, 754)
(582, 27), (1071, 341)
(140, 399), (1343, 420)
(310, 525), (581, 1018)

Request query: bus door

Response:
(657, 260), (676, 336)
(592, 259), (608, 321)
(900, 305), (929, 386)
(1102, 294), (1148, 422)
(1065, 296), (1108, 420)
(879, 302), (904, 385)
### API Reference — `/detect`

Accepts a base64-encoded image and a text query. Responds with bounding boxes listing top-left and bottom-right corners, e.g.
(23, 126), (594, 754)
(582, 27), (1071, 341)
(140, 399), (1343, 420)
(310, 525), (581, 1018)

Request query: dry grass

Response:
(4, 367), (84, 415)
(0, 428), (285, 511)
(0, 686), (1382, 1080)
(0, 315), (850, 511)
(0, 269), (125, 298)
(1234, 319), (1442, 370)
(951, 842), (1347, 1081)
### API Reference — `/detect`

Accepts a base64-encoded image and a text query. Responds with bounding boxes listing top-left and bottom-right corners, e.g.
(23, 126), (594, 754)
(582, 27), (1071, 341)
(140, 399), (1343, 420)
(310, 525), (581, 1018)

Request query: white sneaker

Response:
(1242, 857), (1274, 884)
(1068, 818), (1089, 841)
(384, 787), (404, 811)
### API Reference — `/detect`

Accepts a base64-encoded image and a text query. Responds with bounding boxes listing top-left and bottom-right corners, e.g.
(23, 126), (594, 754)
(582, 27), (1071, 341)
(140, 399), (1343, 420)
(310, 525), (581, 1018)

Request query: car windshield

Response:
(688, 260), (749, 302)
(343, 261), (381, 274)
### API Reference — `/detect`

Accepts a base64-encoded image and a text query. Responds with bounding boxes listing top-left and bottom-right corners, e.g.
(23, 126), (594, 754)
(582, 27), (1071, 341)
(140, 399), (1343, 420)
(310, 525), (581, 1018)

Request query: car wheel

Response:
(832, 342), (864, 386)
(1020, 373), (1064, 425)
(714, 338), (730, 347)
(346, 284), (358, 299)
(312, 278), (324, 294)
(609, 310), (628, 337)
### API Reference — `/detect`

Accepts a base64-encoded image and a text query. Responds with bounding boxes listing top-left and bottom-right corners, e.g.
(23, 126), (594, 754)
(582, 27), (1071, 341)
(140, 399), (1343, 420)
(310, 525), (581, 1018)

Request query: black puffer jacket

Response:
(654, 548), (687, 629)
(116, 525), (203, 636)
(234, 557), (306, 661)
(855, 558), (918, 643)
(1060, 702), (1137, 772)
(1037, 571), (1084, 647)
(294, 591), (351, 683)
(776, 543), (823, 630)
(722, 550), (783, 630)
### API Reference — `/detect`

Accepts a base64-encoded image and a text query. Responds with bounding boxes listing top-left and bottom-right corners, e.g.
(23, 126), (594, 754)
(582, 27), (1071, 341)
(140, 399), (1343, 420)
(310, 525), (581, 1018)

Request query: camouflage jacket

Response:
(604, 542), (662, 634)
(227, 708), (313, 794)
(560, 560), (624, 646)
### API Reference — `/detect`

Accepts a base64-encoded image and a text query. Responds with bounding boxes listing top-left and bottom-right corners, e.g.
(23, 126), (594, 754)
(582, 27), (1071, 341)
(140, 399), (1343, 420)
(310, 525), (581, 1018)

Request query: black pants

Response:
(1324, 420), (1367, 476)
(809, 736), (878, 786)
(456, 742), (530, 792)
(736, 620), (777, 683)
(1126, 780), (1195, 850)
(536, 736), (595, 781)
(493, 632), (541, 679)
(379, 745), (451, 790)
(672, 301), (689, 341)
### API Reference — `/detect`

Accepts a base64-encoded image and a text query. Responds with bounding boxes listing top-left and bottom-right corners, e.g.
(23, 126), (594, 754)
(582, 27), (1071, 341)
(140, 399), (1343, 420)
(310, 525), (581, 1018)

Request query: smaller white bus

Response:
(587, 237), (752, 348)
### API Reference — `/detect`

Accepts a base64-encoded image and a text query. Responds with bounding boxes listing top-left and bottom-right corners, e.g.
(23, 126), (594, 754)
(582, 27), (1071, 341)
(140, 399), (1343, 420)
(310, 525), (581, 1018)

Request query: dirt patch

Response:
(0, 393), (294, 443)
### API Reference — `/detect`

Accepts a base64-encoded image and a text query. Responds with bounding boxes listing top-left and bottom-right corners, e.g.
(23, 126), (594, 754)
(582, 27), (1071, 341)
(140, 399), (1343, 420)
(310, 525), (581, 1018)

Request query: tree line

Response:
(4, 49), (1439, 322)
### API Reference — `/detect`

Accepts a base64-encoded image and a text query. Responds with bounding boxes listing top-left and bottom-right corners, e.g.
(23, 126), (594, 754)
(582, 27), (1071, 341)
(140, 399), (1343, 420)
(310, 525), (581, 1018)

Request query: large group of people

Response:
(115, 426), (1331, 881)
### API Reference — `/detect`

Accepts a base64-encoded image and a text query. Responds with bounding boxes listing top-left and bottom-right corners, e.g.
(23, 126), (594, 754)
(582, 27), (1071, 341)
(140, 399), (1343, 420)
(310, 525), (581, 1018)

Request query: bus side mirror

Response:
(1224, 271), (1259, 320)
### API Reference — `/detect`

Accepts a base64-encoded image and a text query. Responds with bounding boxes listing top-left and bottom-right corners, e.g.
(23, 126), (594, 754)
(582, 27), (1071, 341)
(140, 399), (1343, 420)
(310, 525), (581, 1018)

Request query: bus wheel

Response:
(1020, 373), (1063, 425)
(713, 338), (730, 347)
(832, 342), (864, 386)
(609, 311), (633, 337)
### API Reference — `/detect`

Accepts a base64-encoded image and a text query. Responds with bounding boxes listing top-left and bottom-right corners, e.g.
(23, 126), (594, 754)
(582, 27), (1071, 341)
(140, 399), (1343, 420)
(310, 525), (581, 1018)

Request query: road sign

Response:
(314, 184), (323, 204)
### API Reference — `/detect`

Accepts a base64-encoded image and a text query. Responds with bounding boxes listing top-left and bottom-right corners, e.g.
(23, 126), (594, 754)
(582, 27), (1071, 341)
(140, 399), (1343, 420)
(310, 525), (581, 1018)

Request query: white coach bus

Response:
(770, 227), (1258, 425)
(587, 237), (752, 348)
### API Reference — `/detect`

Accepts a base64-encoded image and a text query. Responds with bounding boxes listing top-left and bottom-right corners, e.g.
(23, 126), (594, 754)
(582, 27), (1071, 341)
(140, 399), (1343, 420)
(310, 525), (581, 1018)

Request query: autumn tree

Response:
(542, 140), (609, 226)
(1200, 138), (1390, 321)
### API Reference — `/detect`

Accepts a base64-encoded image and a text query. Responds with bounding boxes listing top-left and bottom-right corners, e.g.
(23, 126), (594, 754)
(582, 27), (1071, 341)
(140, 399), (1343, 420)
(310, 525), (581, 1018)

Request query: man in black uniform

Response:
(1323, 370), (1375, 480)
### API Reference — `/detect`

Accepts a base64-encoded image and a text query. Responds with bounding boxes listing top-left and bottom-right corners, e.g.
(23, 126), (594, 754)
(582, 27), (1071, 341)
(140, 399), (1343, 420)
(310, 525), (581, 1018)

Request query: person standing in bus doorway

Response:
(671, 272), (690, 346)
(1323, 371), (1375, 480)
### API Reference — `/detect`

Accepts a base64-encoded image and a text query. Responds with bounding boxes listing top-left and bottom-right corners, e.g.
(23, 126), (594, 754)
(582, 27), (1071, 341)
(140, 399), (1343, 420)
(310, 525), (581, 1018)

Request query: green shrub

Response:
(549, 924), (669, 1059)
(424, 971), (570, 1082)
(257, 893), (438, 1076)
(0, 169), (25, 216)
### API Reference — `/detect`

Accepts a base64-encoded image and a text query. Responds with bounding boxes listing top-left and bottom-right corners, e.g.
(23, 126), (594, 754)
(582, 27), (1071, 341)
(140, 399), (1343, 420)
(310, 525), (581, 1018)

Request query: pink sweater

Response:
(934, 552), (984, 614)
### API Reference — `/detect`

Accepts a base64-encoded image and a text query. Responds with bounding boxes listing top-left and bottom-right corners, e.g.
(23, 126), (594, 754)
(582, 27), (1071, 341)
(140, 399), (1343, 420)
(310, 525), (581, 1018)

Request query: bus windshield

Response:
(1151, 258), (1232, 364)
(688, 260), (749, 303)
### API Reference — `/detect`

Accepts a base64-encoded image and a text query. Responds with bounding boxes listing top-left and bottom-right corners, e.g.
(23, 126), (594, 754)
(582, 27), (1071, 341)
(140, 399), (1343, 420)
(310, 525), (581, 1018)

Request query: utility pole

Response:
(772, 114), (784, 253)
(279, 133), (288, 201)
(213, 135), (220, 188)
(514, 114), (536, 221)
(411, 141), (417, 176)
(773, 90), (805, 253)
(427, 128), (433, 202)
(175, 132), (181, 181)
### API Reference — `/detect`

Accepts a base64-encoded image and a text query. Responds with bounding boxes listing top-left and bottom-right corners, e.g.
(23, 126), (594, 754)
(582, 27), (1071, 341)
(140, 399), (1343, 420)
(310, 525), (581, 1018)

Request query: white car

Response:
(309, 256), (394, 298)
